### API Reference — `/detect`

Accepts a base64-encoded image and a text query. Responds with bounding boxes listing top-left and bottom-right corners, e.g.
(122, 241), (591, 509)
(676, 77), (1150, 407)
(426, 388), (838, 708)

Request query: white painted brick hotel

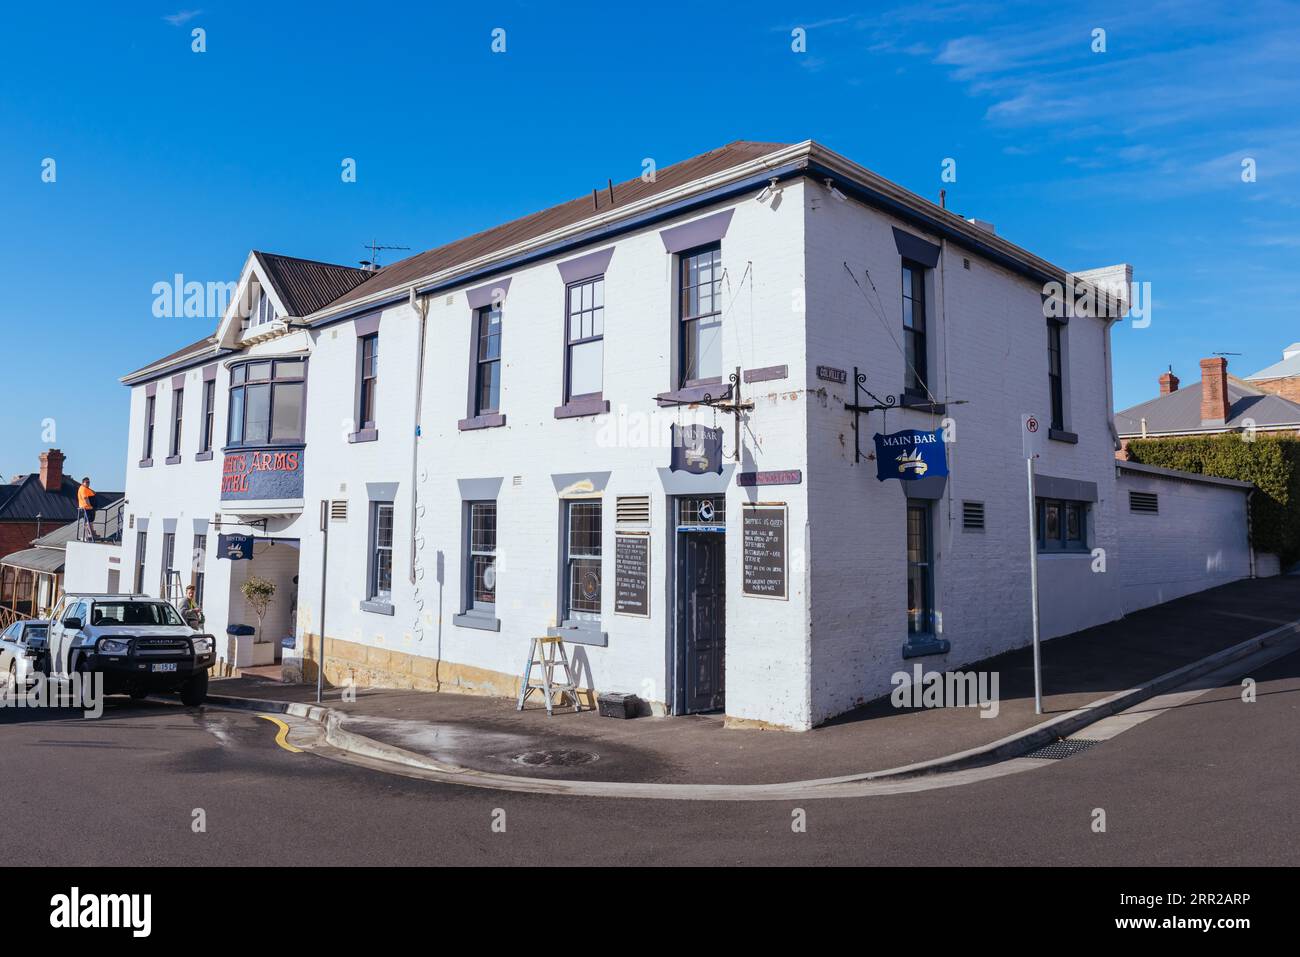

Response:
(92, 140), (1254, 730)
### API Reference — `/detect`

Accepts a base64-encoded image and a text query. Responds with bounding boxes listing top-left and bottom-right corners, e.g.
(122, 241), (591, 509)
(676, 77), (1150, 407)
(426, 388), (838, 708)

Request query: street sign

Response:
(1021, 413), (1043, 459)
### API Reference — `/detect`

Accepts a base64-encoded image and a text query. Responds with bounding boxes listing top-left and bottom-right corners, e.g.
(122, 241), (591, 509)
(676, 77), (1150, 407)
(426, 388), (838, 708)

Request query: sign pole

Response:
(316, 500), (328, 705)
(1026, 454), (1043, 715)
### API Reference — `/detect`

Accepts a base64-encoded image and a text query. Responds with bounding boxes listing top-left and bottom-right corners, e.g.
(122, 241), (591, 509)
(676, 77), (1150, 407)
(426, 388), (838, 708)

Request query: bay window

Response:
(227, 358), (306, 446)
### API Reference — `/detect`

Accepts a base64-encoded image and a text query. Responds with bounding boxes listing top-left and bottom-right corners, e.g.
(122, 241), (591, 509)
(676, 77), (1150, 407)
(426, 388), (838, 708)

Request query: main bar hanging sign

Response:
(873, 428), (948, 482)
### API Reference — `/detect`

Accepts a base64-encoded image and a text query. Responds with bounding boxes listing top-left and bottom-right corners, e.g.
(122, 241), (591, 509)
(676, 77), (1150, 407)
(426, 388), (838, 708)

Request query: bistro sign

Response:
(220, 447), (305, 502)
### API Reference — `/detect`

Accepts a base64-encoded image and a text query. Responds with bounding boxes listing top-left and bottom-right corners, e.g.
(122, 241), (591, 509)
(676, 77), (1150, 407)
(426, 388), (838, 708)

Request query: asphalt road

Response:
(2, 648), (1296, 866)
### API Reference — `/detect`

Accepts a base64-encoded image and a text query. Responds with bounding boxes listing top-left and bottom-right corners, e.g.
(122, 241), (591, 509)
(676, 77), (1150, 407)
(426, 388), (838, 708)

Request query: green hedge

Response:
(1126, 434), (1300, 563)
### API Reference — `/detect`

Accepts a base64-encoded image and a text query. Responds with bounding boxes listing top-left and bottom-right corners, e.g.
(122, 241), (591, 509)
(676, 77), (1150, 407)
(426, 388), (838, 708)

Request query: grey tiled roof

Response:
(1115, 376), (1300, 436)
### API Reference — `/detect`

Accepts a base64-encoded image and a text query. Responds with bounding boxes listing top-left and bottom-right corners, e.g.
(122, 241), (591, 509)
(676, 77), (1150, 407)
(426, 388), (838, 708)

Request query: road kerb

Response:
(203, 615), (1300, 794)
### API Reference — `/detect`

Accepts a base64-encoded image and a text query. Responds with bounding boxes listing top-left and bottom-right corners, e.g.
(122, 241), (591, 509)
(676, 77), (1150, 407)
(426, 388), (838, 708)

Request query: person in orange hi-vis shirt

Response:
(76, 476), (96, 543)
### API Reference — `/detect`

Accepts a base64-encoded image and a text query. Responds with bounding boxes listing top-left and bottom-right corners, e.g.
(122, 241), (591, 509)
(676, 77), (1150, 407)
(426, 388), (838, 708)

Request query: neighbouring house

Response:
(0, 488), (122, 624)
(1245, 342), (1300, 402)
(0, 452), (124, 625)
(1114, 356), (1300, 454)
(97, 139), (1256, 730)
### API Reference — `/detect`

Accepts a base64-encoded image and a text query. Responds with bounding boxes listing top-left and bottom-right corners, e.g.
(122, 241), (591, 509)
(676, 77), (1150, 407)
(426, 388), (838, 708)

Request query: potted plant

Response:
(240, 576), (276, 645)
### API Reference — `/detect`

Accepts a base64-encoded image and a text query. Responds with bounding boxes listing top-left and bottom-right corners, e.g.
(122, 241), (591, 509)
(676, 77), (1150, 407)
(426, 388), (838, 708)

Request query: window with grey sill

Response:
(170, 387), (184, 458)
(368, 501), (394, 603)
(357, 331), (379, 432)
(558, 500), (604, 640)
(454, 500), (500, 632)
(199, 379), (216, 454)
(1037, 497), (1089, 553)
(142, 394), (156, 460)
(678, 244), (723, 387)
(1047, 319), (1065, 431)
(902, 260), (929, 398)
(565, 276), (604, 402)
(474, 303), (502, 416)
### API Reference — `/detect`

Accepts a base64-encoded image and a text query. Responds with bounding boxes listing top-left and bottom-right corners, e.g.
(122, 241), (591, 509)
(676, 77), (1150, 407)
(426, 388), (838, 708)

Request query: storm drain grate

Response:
(1027, 738), (1103, 760)
(512, 749), (600, 768)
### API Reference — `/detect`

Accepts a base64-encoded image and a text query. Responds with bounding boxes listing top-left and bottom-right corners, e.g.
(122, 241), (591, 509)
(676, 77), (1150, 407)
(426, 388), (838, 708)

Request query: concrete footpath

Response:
(208, 576), (1300, 786)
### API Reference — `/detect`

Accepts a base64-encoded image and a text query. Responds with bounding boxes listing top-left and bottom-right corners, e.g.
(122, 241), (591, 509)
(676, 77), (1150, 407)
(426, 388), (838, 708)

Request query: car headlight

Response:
(192, 635), (213, 655)
(98, 638), (131, 655)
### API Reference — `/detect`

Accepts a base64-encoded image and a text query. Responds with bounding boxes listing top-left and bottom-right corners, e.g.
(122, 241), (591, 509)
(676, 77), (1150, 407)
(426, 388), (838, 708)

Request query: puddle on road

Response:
(340, 716), (556, 770)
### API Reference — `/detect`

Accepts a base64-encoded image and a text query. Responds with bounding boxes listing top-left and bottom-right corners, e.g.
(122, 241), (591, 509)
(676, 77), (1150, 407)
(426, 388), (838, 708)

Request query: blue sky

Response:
(2, 1), (1297, 486)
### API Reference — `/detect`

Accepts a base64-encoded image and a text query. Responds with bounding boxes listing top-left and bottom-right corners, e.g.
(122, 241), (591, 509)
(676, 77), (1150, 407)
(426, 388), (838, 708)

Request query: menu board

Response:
(742, 506), (787, 599)
(614, 534), (651, 618)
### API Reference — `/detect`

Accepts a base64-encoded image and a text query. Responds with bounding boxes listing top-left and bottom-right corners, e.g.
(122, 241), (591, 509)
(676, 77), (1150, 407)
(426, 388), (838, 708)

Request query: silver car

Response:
(0, 619), (50, 689)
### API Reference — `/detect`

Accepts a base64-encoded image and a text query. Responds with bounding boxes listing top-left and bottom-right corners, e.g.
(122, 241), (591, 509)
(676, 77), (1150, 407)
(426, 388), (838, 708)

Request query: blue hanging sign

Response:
(217, 533), (255, 561)
(873, 429), (948, 482)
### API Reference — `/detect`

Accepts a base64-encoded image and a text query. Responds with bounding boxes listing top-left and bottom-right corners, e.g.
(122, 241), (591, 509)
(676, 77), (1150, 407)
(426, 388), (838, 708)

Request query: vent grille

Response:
(962, 501), (985, 531)
(1129, 491), (1159, 514)
(616, 495), (651, 527)
(330, 500), (348, 521)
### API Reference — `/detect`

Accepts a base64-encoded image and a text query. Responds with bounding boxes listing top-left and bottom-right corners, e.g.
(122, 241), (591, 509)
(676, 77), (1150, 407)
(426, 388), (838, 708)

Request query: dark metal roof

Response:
(252, 251), (372, 318)
(321, 141), (792, 314)
(0, 476), (123, 524)
(1115, 376), (1300, 436)
(123, 335), (218, 380)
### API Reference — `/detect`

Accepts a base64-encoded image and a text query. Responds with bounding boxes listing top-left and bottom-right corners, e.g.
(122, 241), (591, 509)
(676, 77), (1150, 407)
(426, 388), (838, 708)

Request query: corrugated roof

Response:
(0, 546), (64, 574)
(321, 141), (792, 314)
(253, 251), (371, 318)
(123, 335), (218, 380)
(0, 476), (123, 524)
(1115, 376), (1300, 436)
(1247, 349), (1300, 381)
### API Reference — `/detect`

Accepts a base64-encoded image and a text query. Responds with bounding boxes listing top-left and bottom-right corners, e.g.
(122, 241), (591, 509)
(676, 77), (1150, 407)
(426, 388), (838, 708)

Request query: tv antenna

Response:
(360, 239), (410, 270)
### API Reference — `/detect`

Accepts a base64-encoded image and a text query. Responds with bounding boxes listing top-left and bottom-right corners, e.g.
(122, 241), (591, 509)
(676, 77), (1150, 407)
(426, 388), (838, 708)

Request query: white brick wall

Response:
(104, 170), (1252, 731)
(1115, 470), (1251, 612)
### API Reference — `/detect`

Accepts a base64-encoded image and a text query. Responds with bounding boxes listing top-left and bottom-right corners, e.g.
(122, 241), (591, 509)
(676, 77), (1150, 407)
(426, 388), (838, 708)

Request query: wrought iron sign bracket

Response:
(844, 366), (897, 464)
(657, 366), (755, 462)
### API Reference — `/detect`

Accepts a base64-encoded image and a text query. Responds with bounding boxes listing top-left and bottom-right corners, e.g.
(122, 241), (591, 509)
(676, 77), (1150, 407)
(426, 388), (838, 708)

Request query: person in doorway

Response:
(76, 476), (96, 542)
(181, 584), (205, 630)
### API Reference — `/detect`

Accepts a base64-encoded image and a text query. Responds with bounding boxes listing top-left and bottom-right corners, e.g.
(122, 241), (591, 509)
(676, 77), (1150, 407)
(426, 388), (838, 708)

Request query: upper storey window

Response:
(227, 358), (306, 447)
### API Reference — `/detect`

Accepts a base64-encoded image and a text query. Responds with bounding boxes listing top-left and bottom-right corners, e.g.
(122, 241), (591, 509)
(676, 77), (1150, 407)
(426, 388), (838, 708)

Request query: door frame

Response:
(671, 495), (727, 715)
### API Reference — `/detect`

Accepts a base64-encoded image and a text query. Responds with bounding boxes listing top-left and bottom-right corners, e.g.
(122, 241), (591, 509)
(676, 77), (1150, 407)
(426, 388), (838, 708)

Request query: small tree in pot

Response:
(240, 576), (276, 644)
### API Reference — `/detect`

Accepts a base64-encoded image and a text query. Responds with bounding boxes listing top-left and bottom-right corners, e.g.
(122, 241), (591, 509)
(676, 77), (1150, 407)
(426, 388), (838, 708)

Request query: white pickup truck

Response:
(45, 593), (216, 706)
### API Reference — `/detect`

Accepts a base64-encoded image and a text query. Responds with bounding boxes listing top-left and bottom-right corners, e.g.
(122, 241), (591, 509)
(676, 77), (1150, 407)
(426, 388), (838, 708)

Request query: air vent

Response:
(330, 500), (349, 521)
(962, 501), (985, 531)
(616, 495), (651, 527)
(1129, 491), (1158, 514)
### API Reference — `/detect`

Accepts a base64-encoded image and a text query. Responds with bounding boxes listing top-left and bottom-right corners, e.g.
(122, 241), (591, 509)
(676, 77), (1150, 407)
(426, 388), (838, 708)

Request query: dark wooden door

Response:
(683, 532), (725, 713)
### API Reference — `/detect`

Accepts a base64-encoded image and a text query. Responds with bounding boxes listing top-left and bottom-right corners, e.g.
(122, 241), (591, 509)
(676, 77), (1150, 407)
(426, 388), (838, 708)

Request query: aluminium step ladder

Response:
(516, 636), (583, 716)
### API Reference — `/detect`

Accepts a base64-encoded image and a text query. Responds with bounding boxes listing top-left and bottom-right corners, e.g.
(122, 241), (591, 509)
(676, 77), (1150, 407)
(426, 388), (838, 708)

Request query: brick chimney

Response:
(39, 448), (65, 491)
(1159, 369), (1179, 395)
(1200, 357), (1230, 425)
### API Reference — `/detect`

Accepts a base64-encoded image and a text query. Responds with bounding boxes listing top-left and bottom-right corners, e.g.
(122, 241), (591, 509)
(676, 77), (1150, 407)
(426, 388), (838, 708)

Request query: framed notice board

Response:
(614, 534), (651, 618)
(742, 504), (788, 600)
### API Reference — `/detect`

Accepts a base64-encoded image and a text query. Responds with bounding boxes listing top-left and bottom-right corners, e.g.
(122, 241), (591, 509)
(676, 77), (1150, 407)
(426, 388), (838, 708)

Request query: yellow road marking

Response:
(256, 714), (302, 753)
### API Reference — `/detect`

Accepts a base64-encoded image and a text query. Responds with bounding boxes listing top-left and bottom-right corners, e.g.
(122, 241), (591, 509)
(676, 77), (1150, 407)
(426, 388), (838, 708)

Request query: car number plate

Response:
(152, 663), (178, 672)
